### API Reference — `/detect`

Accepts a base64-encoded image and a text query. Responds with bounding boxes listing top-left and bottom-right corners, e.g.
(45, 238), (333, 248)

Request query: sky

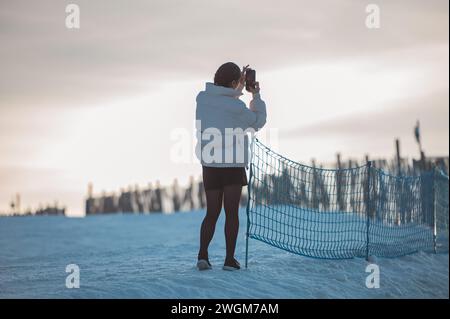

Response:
(0, 0), (448, 216)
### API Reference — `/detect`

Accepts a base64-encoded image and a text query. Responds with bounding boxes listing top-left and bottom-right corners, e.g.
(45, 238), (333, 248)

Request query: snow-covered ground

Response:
(0, 209), (448, 298)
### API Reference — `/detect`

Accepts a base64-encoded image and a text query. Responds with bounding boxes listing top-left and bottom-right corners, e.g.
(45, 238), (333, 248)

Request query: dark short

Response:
(202, 166), (248, 191)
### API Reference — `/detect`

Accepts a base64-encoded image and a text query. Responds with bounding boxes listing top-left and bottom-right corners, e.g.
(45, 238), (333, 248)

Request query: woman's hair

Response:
(214, 62), (241, 88)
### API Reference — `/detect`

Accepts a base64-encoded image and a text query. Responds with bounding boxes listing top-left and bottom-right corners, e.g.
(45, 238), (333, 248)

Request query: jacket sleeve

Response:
(237, 93), (267, 131)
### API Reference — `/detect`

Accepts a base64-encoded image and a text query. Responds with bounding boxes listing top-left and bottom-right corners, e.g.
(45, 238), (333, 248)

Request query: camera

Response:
(245, 69), (256, 92)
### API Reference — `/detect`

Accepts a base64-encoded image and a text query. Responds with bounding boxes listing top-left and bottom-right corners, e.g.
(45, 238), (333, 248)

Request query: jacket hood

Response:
(204, 82), (243, 98)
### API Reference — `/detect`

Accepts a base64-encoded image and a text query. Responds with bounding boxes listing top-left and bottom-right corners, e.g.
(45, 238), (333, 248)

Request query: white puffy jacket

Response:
(195, 82), (267, 167)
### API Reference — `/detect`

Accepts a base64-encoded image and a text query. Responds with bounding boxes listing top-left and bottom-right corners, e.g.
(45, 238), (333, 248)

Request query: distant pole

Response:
(87, 182), (93, 198)
(16, 193), (21, 215)
(414, 120), (427, 170)
(421, 151), (427, 171)
(432, 167), (437, 254)
(10, 199), (15, 215)
(311, 158), (318, 209)
(336, 153), (343, 211)
(414, 120), (423, 154)
(366, 161), (372, 261)
(395, 139), (402, 175)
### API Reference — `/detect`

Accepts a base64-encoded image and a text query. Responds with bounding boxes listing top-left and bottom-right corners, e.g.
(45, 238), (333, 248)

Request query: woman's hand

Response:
(236, 64), (249, 92)
(249, 81), (260, 95)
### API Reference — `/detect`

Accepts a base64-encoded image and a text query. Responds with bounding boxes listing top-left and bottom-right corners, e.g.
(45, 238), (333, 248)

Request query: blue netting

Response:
(245, 138), (449, 262)
(435, 170), (449, 252)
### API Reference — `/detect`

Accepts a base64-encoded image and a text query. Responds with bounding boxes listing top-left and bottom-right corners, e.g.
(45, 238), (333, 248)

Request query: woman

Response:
(195, 62), (267, 271)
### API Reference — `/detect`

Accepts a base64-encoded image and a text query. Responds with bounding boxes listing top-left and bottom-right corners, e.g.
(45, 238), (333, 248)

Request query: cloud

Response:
(283, 89), (449, 155)
(0, 0), (448, 108)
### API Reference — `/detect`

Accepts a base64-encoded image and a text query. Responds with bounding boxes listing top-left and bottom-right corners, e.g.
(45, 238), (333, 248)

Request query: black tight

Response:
(198, 184), (242, 262)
